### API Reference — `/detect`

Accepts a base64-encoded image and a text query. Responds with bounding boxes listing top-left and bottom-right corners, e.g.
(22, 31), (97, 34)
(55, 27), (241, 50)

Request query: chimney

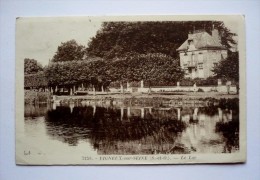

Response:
(212, 28), (221, 44)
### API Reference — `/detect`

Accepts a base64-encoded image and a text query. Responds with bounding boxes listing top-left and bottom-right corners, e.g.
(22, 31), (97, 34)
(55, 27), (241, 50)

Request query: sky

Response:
(16, 17), (239, 66)
(16, 17), (102, 66)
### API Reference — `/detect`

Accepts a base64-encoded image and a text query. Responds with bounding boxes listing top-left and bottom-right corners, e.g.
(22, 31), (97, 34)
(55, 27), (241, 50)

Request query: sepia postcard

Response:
(16, 15), (246, 165)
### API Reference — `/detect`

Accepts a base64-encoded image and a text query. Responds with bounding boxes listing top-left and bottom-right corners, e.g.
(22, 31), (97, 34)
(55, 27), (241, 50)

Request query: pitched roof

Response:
(177, 31), (226, 51)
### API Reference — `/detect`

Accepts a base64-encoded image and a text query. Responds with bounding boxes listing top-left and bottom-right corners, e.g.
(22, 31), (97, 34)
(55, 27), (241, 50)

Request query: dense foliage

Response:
(45, 53), (184, 89)
(24, 71), (48, 88)
(212, 51), (239, 82)
(87, 21), (237, 60)
(24, 58), (43, 74)
(179, 76), (223, 86)
(52, 40), (86, 62)
(108, 53), (184, 86)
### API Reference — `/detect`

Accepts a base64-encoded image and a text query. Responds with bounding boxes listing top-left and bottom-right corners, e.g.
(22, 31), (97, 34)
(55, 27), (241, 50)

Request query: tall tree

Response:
(87, 21), (237, 60)
(212, 51), (239, 82)
(24, 58), (43, 74)
(52, 40), (86, 62)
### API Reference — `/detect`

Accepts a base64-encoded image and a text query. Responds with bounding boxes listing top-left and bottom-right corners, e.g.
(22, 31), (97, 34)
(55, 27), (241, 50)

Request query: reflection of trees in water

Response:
(45, 106), (91, 146)
(91, 117), (187, 154)
(198, 98), (239, 116)
(45, 106), (187, 154)
(198, 98), (239, 153)
(199, 107), (218, 116)
(148, 108), (178, 120)
(41, 98), (240, 154)
(24, 104), (50, 118)
(200, 99), (239, 153)
(218, 98), (239, 110)
(215, 109), (239, 153)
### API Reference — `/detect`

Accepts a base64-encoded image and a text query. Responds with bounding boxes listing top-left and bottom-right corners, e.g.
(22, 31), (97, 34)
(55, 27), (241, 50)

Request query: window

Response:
(184, 54), (188, 62)
(192, 53), (195, 62)
(198, 53), (203, 63)
(198, 63), (203, 69)
(212, 51), (218, 63)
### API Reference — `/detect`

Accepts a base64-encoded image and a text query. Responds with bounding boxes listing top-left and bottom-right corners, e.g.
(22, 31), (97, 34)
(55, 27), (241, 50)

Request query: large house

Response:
(177, 28), (227, 79)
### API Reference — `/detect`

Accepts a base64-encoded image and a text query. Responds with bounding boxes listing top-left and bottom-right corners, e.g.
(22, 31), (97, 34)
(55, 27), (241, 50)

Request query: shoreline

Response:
(55, 92), (238, 102)
(24, 91), (239, 105)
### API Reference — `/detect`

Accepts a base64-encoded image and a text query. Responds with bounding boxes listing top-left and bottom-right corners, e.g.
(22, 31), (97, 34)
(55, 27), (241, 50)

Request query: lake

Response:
(23, 98), (239, 155)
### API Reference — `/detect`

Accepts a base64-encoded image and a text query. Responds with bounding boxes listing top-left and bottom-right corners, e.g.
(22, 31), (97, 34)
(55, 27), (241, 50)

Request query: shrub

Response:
(179, 77), (226, 86)
(24, 91), (51, 104)
(24, 72), (48, 89)
(197, 88), (204, 92)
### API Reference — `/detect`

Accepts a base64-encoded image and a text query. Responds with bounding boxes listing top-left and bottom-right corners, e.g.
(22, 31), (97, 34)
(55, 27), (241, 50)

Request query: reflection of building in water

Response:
(176, 107), (236, 153)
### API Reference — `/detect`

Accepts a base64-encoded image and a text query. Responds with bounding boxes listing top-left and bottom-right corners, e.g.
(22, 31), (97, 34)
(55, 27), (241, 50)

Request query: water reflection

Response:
(45, 106), (187, 154)
(24, 103), (51, 118)
(24, 98), (239, 155)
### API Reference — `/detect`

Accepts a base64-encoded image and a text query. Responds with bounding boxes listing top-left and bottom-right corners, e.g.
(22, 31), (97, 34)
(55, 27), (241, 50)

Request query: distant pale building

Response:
(177, 29), (227, 79)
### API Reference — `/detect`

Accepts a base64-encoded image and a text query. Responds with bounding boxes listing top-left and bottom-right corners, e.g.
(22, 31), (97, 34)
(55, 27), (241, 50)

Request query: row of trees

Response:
(24, 21), (239, 92)
(24, 51), (239, 92)
(44, 53), (184, 91)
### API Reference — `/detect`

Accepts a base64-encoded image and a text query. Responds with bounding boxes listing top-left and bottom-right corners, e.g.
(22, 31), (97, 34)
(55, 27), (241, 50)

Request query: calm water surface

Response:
(24, 99), (239, 155)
